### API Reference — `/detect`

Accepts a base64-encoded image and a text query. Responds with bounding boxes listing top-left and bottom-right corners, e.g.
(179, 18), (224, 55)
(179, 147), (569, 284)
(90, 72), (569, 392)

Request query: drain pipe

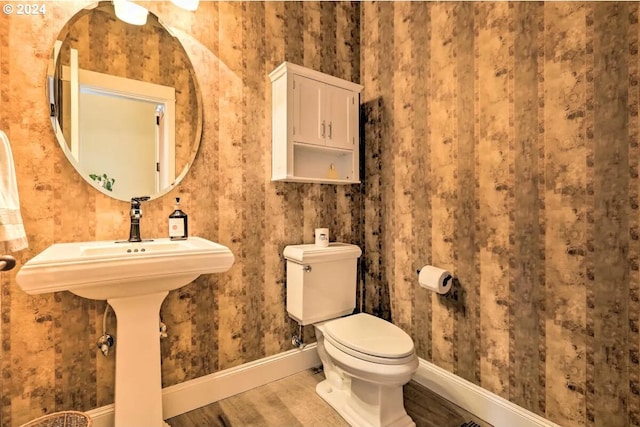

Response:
(97, 303), (114, 357)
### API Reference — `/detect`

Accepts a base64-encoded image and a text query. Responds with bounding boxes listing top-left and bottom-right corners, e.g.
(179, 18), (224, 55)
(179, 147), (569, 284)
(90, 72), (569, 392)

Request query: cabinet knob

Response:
(328, 122), (332, 139)
(321, 121), (326, 137)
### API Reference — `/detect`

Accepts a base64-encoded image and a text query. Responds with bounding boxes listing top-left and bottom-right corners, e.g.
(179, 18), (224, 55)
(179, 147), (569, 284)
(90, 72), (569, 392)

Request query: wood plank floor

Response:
(167, 367), (492, 427)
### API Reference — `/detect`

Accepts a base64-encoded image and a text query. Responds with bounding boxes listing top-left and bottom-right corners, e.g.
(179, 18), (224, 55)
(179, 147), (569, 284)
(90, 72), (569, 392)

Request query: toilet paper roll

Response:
(418, 265), (452, 294)
(315, 228), (329, 247)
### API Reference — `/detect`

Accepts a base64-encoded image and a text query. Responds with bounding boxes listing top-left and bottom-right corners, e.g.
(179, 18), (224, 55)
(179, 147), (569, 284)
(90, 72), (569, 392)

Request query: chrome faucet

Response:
(128, 196), (150, 242)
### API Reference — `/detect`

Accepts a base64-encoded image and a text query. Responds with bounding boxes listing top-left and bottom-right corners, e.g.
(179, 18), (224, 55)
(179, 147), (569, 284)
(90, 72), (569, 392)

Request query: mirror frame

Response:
(47, 1), (203, 201)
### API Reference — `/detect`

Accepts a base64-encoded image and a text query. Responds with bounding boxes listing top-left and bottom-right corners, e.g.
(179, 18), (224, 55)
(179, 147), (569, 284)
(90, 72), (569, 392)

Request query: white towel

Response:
(0, 130), (28, 252)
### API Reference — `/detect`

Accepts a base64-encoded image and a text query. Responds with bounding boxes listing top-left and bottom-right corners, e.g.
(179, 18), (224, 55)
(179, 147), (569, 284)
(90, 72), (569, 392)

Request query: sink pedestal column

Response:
(108, 291), (169, 427)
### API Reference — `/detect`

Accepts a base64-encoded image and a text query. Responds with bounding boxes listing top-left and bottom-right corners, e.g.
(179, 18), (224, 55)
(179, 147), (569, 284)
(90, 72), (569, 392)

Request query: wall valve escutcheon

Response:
(97, 334), (114, 357)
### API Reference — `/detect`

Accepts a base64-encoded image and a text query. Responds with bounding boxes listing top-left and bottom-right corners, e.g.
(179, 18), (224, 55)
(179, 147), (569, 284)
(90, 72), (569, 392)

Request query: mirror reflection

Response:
(49, 1), (202, 201)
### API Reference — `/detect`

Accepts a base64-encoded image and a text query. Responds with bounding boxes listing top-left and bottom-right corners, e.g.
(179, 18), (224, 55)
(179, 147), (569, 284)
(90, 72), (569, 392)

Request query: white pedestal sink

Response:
(16, 237), (234, 427)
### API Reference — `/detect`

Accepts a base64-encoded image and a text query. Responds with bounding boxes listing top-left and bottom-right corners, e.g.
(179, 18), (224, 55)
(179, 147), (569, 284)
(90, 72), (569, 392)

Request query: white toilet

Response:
(284, 243), (418, 427)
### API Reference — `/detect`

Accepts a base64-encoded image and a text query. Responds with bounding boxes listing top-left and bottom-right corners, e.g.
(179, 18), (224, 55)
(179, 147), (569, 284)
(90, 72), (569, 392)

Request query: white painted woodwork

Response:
(270, 62), (362, 184)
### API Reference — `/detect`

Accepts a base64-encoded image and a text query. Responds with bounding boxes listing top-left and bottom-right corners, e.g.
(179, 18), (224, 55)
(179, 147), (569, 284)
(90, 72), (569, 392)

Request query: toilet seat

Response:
(323, 313), (415, 365)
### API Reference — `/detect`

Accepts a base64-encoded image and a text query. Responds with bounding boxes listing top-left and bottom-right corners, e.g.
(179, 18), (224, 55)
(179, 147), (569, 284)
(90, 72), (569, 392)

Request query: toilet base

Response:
(316, 379), (416, 427)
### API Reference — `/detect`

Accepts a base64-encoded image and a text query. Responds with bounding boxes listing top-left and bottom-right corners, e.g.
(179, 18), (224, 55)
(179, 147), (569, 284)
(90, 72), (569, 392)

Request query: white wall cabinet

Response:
(270, 62), (363, 184)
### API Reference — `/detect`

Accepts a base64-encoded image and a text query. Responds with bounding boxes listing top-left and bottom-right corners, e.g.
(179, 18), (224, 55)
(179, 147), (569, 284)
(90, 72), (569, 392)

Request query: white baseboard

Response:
(86, 343), (321, 427)
(87, 348), (560, 427)
(412, 359), (562, 427)
(162, 343), (321, 418)
(85, 404), (114, 427)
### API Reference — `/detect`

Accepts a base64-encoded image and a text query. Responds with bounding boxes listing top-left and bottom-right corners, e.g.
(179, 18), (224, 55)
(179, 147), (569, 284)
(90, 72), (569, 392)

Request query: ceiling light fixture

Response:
(170, 0), (199, 12)
(113, 0), (148, 26)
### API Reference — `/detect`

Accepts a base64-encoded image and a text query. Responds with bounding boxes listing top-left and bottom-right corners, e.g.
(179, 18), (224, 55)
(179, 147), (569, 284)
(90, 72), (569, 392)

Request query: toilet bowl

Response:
(283, 243), (418, 427)
(314, 313), (418, 427)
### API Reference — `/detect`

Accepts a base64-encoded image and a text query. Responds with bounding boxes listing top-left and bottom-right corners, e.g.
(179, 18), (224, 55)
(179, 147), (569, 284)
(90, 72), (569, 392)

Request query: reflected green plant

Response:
(89, 173), (115, 191)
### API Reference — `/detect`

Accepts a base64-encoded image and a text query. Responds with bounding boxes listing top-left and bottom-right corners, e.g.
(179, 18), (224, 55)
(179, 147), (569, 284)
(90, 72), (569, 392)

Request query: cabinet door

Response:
(325, 84), (356, 150)
(292, 75), (325, 146)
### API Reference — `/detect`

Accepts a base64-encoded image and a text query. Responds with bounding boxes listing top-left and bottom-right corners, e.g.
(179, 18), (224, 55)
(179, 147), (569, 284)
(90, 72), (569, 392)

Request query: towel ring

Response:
(0, 255), (16, 272)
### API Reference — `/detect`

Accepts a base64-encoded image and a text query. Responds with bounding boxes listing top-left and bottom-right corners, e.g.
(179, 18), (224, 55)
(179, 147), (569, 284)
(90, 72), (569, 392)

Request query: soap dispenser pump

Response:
(169, 197), (188, 240)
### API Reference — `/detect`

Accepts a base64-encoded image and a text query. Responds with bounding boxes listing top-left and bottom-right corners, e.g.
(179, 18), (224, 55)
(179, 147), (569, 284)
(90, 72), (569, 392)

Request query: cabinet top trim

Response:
(269, 61), (363, 93)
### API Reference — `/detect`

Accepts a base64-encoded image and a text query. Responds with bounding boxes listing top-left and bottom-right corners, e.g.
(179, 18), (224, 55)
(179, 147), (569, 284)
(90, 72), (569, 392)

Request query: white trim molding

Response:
(86, 344), (321, 427)
(162, 343), (321, 418)
(85, 404), (114, 427)
(412, 359), (563, 427)
(87, 349), (561, 427)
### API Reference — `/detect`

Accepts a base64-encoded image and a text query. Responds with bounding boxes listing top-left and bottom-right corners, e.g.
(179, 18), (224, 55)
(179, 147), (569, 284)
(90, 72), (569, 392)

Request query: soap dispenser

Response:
(169, 197), (188, 240)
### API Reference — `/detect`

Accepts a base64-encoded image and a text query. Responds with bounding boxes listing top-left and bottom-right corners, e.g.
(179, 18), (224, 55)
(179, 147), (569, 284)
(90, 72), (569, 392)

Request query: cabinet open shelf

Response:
(272, 143), (359, 184)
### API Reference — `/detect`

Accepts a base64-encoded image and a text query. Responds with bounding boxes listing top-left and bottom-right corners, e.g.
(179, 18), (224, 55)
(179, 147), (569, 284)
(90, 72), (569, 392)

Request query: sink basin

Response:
(16, 236), (234, 427)
(16, 236), (234, 300)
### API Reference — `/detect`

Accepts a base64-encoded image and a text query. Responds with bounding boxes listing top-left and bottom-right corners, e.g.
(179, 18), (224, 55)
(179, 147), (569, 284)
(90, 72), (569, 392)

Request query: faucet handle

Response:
(131, 196), (150, 207)
(130, 196), (150, 220)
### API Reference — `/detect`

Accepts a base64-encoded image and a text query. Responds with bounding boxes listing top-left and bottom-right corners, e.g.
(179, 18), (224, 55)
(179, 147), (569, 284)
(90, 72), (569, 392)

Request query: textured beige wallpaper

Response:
(4, 1), (637, 427)
(362, 2), (637, 427)
(0, 2), (361, 425)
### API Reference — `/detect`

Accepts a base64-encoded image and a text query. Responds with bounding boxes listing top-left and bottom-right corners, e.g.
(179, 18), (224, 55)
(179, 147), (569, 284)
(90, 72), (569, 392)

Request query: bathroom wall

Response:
(5, 2), (633, 427)
(0, 2), (360, 425)
(361, 2), (637, 427)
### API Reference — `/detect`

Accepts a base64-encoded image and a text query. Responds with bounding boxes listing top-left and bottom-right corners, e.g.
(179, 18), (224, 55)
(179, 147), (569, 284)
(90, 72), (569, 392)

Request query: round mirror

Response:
(48, 1), (203, 201)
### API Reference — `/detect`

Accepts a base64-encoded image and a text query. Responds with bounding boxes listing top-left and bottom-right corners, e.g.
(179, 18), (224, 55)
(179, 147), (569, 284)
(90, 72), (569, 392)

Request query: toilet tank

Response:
(283, 243), (362, 325)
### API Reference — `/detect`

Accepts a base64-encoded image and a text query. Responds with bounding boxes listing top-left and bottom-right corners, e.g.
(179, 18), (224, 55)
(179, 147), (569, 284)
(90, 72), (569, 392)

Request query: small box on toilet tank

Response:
(283, 243), (362, 325)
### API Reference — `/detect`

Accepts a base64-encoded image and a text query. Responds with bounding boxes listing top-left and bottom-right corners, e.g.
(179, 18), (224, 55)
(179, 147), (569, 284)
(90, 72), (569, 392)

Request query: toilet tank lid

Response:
(283, 243), (362, 263)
